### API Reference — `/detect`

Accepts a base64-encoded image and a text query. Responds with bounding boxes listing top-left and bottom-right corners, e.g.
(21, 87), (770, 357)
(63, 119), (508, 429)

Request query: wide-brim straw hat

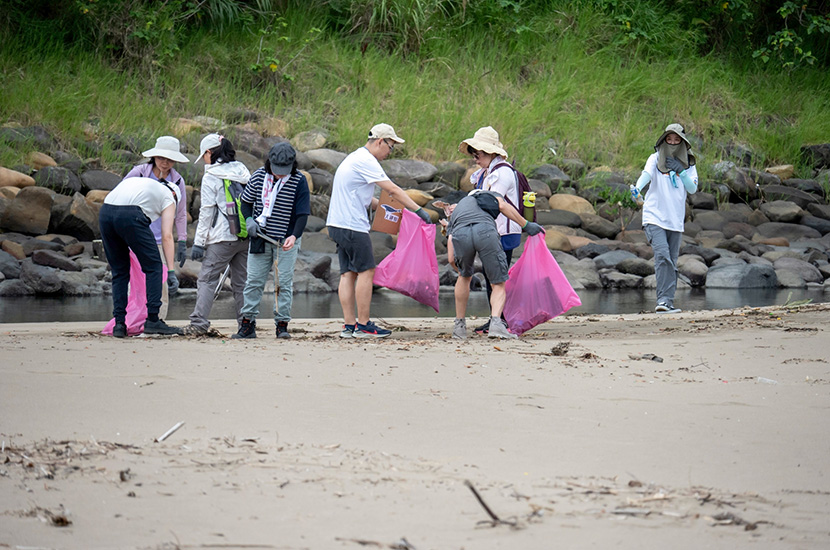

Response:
(458, 126), (508, 159)
(142, 136), (188, 163)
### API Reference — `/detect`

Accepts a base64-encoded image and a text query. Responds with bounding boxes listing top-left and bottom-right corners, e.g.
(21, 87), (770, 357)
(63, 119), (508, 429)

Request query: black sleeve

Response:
(289, 214), (308, 239)
(240, 200), (253, 220)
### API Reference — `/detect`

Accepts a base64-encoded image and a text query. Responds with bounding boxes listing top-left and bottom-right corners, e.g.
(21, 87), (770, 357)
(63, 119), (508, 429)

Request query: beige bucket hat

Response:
(142, 136), (188, 163)
(459, 126), (508, 159)
(655, 123), (691, 149)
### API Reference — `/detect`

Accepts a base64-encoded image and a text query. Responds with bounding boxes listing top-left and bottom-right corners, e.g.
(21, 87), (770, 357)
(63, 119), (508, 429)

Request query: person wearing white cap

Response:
(326, 123), (432, 338)
(181, 133), (251, 335)
(123, 135), (189, 317)
(459, 126), (522, 335)
(630, 123), (699, 313)
(99, 177), (184, 337)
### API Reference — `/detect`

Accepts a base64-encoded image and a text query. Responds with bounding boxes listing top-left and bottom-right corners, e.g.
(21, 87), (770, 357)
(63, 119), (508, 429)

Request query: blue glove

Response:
(630, 184), (642, 203)
(665, 156), (686, 174)
(191, 245), (205, 261)
(414, 208), (432, 223)
(523, 221), (544, 236)
(176, 240), (187, 267)
(246, 217), (261, 238)
(167, 270), (179, 296)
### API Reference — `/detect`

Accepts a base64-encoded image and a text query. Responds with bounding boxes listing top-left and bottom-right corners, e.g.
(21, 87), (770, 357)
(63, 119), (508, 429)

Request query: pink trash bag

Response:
(373, 209), (440, 312)
(102, 251), (168, 336)
(503, 234), (581, 335)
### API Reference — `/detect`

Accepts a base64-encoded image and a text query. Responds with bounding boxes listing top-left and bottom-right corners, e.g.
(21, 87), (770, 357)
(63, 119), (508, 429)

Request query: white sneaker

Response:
(452, 318), (467, 339)
(488, 318), (517, 339)
(655, 302), (681, 314)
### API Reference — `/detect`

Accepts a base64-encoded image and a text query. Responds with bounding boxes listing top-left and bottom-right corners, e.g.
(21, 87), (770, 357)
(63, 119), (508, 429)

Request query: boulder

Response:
(34, 166), (82, 195)
(23, 238), (63, 255)
(171, 117), (207, 135)
(25, 152), (57, 170)
(558, 158), (587, 179)
(52, 193), (101, 241)
(710, 161), (756, 199)
(807, 203), (830, 220)
(765, 165), (794, 180)
(722, 221), (756, 240)
(0, 186), (20, 200)
(0, 279), (34, 296)
(439, 263), (459, 287)
(705, 263), (778, 288)
(305, 215), (326, 233)
(305, 149), (347, 173)
(800, 215), (830, 235)
(537, 209), (581, 228)
(574, 242), (610, 260)
(800, 143), (830, 169)
(1, 186), (53, 235)
(775, 269), (807, 288)
(405, 189), (433, 207)
(578, 213), (619, 239)
(2, 239), (25, 260)
(773, 257), (823, 283)
(544, 230), (572, 252)
(80, 170), (121, 192)
(0, 249), (21, 278)
(677, 255), (708, 286)
(761, 184), (820, 209)
(756, 222), (821, 242)
(32, 249), (81, 272)
(0, 125), (56, 150)
(380, 159), (438, 184)
(782, 178), (825, 198)
(292, 270), (335, 293)
(433, 161), (466, 188)
(528, 178), (552, 200)
(599, 270), (643, 289)
(86, 190), (109, 204)
(0, 166), (35, 188)
(738, 251), (772, 266)
(64, 242), (85, 256)
(309, 194), (329, 220)
(747, 209), (770, 226)
(711, 257), (746, 267)
(20, 259), (63, 294)
(693, 210), (728, 232)
(560, 258), (602, 289)
(567, 235), (595, 250)
(306, 168), (334, 195)
(617, 257), (654, 277)
(529, 164), (572, 193)
(688, 192), (716, 210)
(759, 200), (802, 223)
(548, 194), (594, 215)
(300, 232), (336, 254)
(292, 129), (329, 152)
(593, 249), (638, 270)
(679, 244), (720, 265)
(417, 181), (454, 198)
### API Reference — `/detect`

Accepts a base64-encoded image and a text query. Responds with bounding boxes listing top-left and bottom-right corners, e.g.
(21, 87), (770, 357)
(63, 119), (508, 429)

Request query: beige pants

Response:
(157, 244), (169, 320)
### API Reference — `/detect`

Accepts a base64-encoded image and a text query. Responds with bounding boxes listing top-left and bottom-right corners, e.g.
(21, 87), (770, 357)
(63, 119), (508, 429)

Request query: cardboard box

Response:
(371, 189), (405, 235)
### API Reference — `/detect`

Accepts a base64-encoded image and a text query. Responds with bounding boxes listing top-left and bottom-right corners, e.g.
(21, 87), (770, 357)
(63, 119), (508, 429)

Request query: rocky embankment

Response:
(1, 118), (830, 299)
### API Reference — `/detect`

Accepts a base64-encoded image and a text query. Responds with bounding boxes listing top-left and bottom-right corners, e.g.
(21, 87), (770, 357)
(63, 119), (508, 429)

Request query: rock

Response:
(759, 200), (802, 223)
(711, 257), (746, 267)
(782, 178), (825, 198)
(800, 143), (830, 169)
(305, 149), (347, 173)
(306, 168), (334, 195)
(762, 249), (803, 262)
(20, 259), (62, 294)
(80, 170), (121, 192)
(807, 203), (830, 220)
(537, 209), (581, 228)
(300, 232), (336, 254)
(64, 242), (85, 256)
(34, 166), (82, 195)
(747, 168), (781, 187)
(0, 125), (56, 150)
(567, 235), (595, 250)
(369, 232), (394, 250)
(761, 184), (820, 209)
(172, 117), (207, 135)
(405, 189), (433, 207)
(309, 194), (329, 220)
(738, 251), (772, 266)
(23, 238), (64, 255)
(234, 150), (263, 173)
(86, 190), (109, 204)
(459, 167), (477, 192)
(599, 270), (643, 289)
(32, 249), (81, 272)
(693, 211), (728, 232)
(705, 263), (778, 288)
(574, 242), (610, 260)
(558, 158), (587, 179)
(544, 230), (572, 252)
(439, 263), (459, 286)
(418, 181), (454, 198)
(51, 193), (101, 241)
(560, 258), (602, 289)
(380, 159), (438, 184)
(0, 248), (21, 278)
(297, 170), (314, 193)
(775, 269), (807, 288)
(528, 178), (552, 201)
(292, 270), (335, 293)
(765, 165), (794, 180)
(800, 215), (830, 235)
(1, 186), (53, 235)
(305, 215), (326, 233)
(254, 117), (289, 138)
(773, 257), (823, 283)
(679, 244), (721, 265)
(529, 164), (572, 193)
(372, 245), (393, 264)
(756, 222), (821, 242)
(747, 209), (770, 226)
(688, 192), (716, 210)
(292, 130), (329, 152)
(617, 257), (654, 277)
(58, 270), (101, 295)
(0, 279), (34, 296)
(719, 142), (758, 167)
(25, 152), (57, 170)
(578, 213), (619, 239)
(593, 249), (638, 269)
(677, 255), (708, 286)
(306, 254), (332, 279)
(433, 161), (466, 187)
(548, 194), (594, 215)
(0, 186), (20, 200)
(2, 240), (26, 260)
(722, 221), (756, 240)
(710, 161), (757, 199)
(0, 166), (35, 188)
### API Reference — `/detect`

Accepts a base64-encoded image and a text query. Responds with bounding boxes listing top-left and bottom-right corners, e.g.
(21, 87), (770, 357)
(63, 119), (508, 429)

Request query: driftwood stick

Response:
(464, 480), (501, 523)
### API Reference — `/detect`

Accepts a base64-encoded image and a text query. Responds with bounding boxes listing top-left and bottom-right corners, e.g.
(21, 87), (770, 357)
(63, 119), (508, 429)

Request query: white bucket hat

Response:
(195, 133), (223, 163)
(458, 126), (508, 159)
(142, 136), (188, 163)
(655, 123), (692, 149)
(368, 123), (405, 143)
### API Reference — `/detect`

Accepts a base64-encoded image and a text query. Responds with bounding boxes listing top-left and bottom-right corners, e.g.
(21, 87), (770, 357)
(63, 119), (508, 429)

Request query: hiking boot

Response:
(339, 324), (356, 338)
(488, 317), (517, 339)
(655, 302), (682, 314)
(474, 319), (490, 334)
(181, 324), (208, 336)
(452, 318), (467, 340)
(144, 319), (183, 336)
(112, 322), (127, 338)
(232, 318), (256, 339)
(276, 321), (291, 339)
(354, 320), (391, 338)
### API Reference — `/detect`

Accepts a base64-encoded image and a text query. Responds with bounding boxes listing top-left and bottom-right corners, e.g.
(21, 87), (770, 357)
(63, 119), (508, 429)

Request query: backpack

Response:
(215, 178), (248, 238)
(492, 162), (537, 227)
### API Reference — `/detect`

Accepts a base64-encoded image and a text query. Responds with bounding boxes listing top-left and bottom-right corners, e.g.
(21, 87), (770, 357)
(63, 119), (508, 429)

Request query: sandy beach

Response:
(1, 304), (829, 549)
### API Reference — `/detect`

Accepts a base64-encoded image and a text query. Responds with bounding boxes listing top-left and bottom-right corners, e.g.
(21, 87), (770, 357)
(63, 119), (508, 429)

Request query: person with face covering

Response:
(630, 123), (698, 313)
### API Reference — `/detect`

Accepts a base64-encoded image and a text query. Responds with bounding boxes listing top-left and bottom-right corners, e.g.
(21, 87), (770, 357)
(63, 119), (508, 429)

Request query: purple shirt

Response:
(123, 163), (188, 243)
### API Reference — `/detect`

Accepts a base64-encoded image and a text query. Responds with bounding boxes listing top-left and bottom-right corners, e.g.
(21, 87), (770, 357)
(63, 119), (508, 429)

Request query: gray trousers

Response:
(189, 239), (248, 330)
(644, 224), (682, 306)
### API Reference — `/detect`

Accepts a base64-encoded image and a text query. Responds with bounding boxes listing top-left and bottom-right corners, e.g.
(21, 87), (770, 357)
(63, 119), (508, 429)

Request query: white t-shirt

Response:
(105, 177), (176, 222)
(326, 147), (389, 233)
(471, 157), (520, 235)
(641, 153), (698, 233)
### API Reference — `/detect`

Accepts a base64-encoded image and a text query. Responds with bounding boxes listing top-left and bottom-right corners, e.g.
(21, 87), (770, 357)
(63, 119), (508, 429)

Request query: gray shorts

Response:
(327, 226), (376, 274)
(451, 223), (508, 283)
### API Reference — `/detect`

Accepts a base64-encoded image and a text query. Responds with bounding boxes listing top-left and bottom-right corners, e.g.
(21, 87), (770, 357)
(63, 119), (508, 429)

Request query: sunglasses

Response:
(467, 145), (482, 159)
(384, 139), (395, 151)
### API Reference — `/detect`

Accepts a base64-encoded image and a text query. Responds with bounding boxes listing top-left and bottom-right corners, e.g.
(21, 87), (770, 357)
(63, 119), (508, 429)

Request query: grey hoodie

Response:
(194, 161), (252, 247)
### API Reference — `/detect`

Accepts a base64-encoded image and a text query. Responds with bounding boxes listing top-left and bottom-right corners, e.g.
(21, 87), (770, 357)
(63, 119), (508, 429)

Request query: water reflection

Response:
(0, 287), (826, 324)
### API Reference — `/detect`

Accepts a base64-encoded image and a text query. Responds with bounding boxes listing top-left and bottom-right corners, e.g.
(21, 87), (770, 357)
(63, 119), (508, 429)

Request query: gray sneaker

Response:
(181, 324), (208, 336)
(452, 318), (467, 339)
(487, 317), (517, 339)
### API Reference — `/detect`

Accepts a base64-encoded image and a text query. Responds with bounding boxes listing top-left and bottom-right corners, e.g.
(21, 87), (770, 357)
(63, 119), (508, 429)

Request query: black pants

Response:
(99, 204), (163, 324)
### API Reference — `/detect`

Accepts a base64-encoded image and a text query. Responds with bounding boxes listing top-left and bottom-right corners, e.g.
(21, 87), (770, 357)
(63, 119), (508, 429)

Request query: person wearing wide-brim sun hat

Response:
(122, 135), (190, 316)
(630, 123), (699, 314)
(458, 126), (522, 335)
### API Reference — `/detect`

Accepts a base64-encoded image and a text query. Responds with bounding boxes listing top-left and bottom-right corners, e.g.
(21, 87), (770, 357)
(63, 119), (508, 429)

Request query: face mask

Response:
(656, 141), (689, 174)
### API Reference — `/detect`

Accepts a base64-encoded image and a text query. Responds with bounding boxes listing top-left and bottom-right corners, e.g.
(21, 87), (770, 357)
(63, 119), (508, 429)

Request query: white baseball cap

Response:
(195, 133), (223, 163)
(368, 123), (405, 143)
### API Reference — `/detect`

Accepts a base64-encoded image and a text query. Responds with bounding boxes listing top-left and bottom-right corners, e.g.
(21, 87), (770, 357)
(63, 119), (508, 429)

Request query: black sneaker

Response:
(276, 321), (291, 339)
(232, 318), (256, 339)
(474, 320), (490, 334)
(144, 319), (183, 335)
(113, 322), (127, 338)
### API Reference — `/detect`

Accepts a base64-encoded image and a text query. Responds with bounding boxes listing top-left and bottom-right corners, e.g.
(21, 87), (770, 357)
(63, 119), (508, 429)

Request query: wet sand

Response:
(1, 304), (829, 549)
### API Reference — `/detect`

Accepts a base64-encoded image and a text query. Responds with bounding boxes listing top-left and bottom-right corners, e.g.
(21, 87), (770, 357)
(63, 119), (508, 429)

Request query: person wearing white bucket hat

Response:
(458, 126), (521, 334)
(122, 135), (190, 318)
(326, 123), (432, 339)
(630, 123), (698, 314)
